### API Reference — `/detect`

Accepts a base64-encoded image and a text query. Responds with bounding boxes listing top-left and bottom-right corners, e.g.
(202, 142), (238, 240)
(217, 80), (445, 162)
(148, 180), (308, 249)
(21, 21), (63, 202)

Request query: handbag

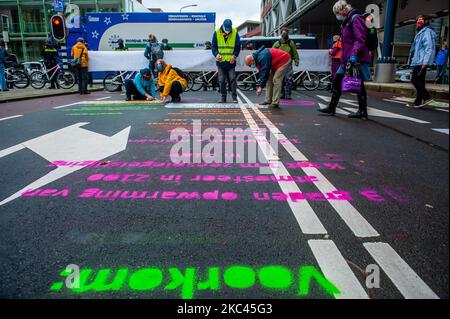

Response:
(342, 63), (362, 94)
(70, 47), (85, 67)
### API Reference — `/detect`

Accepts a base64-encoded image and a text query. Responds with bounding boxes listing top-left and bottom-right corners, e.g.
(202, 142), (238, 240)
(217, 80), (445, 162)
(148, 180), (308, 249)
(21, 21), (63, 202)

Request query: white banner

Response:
(88, 50), (332, 73)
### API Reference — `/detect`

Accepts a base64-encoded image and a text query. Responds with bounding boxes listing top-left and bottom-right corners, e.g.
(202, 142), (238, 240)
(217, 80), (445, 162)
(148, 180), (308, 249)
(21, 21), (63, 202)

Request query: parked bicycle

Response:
(5, 66), (30, 89)
(317, 72), (332, 91)
(29, 62), (76, 89)
(103, 71), (137, 92)
(236, 70), (260, 91)
(292, 70), (321, 91)
(189, 70), (219, 92)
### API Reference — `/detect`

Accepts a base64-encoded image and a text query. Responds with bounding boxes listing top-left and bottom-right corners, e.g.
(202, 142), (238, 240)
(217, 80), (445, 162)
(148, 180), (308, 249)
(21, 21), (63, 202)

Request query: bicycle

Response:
(317, 72), (332, 91)
(236, 70), (259, 91)
(29, 62), (76, 89)
(5, 66), (30, 89)
(103, 70), (136, 92)
(292, 70), (320, 91)
(189, 70), (219, 92)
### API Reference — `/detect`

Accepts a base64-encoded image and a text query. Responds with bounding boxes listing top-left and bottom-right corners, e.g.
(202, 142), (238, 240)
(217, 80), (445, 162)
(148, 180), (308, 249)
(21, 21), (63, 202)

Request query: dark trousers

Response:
(75, 67), (88, 94)
(411, 66), (430, 105)
(282, 64), (294, 98)
(160, 81), (183, 101)
(218, 67), (237, 99)
(436, 65), (447, 84)
(125, 79), (146, 100)
(332, 72), (367, 109)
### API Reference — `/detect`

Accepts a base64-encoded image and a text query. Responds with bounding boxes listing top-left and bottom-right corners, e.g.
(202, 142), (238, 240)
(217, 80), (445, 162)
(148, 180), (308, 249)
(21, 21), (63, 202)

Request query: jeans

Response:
(411, 65), (430, 105)
(266, 58), (292, 105)
(436, 65), (447, 84)
(125, 79), (146, 100)
(218, 67), (237, 99)
(75, 67), (88, 94)
(0, 63), (7, 91)
(282, 64), (294, 98)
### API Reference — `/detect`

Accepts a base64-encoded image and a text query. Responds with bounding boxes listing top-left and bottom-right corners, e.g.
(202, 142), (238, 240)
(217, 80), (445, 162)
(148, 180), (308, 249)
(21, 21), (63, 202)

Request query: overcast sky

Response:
(142, 0), (261, 28)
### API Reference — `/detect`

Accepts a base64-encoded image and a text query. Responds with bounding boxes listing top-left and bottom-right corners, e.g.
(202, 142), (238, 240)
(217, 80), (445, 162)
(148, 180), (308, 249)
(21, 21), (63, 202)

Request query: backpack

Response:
(151, 43), (164, 61)
(170, 67), (189, 83)
(352, 13), (379, 51)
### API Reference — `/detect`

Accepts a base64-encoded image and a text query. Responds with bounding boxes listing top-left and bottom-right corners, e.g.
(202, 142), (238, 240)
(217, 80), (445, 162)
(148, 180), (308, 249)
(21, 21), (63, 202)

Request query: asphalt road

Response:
(0, 87), (448, 299)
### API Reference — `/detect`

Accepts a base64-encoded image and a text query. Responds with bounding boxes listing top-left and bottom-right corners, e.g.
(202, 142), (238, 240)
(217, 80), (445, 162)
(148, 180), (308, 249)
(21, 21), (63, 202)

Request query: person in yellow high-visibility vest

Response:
(211, 19), (241, 103)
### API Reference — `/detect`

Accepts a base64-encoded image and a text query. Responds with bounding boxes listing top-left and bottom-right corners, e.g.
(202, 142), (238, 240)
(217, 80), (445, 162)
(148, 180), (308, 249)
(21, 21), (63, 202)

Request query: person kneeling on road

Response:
(245, 47), (292, 109)
(156, 59), (188, 103)
(125, 68), (155, 101)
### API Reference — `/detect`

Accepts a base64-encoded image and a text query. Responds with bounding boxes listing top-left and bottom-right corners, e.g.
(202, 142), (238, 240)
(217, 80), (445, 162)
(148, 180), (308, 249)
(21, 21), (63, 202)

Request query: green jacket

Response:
(273, 39), (299, 65)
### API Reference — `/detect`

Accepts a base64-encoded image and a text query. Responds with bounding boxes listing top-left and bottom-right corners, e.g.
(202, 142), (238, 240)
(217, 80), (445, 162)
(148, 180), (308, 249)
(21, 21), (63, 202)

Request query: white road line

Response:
(0, 144), (26, 159)
(239, 90), (379, 238)
(432, 128), (449, 135)
(237, 96), (328, 235)
(0, 115), (23, 122)
(383, 98), (407, 105)
(309, 240), (369, 299)
(364, 243), (439, 299)
(384, 99), (450, 113)
(95, 96), (112, 101)
(317, 95), (431, 124)
(53, 102), (85, 110)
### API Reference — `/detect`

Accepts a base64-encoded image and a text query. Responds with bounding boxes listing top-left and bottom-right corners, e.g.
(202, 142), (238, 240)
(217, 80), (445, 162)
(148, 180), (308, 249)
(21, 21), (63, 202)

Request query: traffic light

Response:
(50, 15), (66, 42)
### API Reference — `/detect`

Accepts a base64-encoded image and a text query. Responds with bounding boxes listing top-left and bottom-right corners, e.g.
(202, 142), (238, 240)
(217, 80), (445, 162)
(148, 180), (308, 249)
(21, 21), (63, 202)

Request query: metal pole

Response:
(16, 0), (28, 62)
(381, 0), (398, 59)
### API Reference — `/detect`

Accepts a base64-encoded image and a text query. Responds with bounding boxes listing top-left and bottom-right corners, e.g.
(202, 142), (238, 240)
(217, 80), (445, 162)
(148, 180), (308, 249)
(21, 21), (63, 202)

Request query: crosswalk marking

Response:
(309, 240), (369, 299)
(364, 243), (439, 299)
(237, 96), (328, 235)
(239, 90), (379, 238)
(432, 128), (449, 135)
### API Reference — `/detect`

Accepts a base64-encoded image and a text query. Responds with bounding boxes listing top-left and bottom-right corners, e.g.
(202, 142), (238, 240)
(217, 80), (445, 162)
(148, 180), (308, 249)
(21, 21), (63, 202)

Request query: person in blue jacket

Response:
(124, 68), (156, 101)
(435, 43), (448, 84)
(0, 40), (9, 92)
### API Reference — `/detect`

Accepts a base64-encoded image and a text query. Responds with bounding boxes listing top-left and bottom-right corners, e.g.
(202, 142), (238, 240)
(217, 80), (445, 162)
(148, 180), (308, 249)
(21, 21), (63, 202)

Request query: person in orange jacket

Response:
(70, 38), (89, 95)
(329, 35), (342, 82)
(156, 59), (188, 103)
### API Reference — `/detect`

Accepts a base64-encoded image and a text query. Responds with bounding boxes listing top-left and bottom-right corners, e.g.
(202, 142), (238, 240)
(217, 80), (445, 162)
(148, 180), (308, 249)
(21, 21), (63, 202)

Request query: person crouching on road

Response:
(125, 68), (155, 101)
(156, 59), (188, 103)
(245, 47), (292, 109)
(318, 0), (372, 119)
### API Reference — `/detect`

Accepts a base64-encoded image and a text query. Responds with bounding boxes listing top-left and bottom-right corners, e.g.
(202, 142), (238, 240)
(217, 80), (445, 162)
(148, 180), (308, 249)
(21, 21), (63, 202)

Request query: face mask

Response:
(251, 64), (256, 69)
(416, 20), (425, 30)
(336, 14), (346, 21)
(282, 33), (289, 40)
(157, 65), (163, 72)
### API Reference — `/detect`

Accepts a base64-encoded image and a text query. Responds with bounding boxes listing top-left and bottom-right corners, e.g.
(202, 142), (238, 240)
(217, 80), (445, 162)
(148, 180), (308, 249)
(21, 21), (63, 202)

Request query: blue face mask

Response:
(251, 64), (256, 69)
(157, 65), (163, 72)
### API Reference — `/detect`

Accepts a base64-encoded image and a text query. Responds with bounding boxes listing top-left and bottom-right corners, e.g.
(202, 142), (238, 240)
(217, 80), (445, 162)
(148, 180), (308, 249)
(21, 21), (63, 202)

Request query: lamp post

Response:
(180, 4), (198, 12)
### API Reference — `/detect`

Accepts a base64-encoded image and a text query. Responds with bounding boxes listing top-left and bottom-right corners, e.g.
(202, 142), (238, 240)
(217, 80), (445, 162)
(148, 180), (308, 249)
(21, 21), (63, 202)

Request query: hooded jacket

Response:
(158, 64), (188, 97)
(71, 42), (89, 68)
(133, 69), (155, 97)
(340, 9), (371, 67)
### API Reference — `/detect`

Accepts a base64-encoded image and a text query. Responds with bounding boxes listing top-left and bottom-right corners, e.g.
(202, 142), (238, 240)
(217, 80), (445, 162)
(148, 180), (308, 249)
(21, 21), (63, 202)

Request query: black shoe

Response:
(285, 96), (292, 100)
(171, 97), (181, 103)
(269, 104), (279, 109)
(348, 110), (368, 119)
(83, 91), (91, 95)
(218, 99), (227, 103)
(318, 106), (336, 115)
(259, 101), (271, 106)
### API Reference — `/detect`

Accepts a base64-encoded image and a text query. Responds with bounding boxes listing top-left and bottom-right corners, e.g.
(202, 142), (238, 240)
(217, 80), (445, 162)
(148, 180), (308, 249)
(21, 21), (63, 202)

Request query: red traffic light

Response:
(50, 15), (66, 41)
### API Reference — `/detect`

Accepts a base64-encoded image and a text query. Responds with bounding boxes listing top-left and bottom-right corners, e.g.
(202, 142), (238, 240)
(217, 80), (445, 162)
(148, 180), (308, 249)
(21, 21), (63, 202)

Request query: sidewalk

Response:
(365, 81), (449, 100)
(0, 85), (104, 103)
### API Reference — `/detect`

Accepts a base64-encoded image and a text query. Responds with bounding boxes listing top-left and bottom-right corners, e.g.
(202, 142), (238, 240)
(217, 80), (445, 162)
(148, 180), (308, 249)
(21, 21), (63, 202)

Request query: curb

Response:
(0, 87), (104, 104)
(365, 83), (449, 100)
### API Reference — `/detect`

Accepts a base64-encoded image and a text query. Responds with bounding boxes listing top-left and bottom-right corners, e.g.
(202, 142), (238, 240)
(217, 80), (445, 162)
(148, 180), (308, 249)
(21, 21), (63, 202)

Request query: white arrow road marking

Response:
(364, 243), (439, 299)
(0, 122), (131, 206)
(432, 128), (449, 135)
(309, 240), (369, 299)
(239, 91), (379, 238)
(317, 95), (430, 124)
(238, 97), (327, 235)
(0, 115), (23, 122)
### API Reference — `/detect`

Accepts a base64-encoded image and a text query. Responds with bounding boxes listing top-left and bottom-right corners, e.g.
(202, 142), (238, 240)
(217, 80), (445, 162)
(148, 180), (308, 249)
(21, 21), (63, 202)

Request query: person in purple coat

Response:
(319, 0), (372, 119)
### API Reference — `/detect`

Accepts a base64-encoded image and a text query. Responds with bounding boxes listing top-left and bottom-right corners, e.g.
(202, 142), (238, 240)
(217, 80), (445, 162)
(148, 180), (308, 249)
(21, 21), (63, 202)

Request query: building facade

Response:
(237, 20), (262, 38)
(0, 0), (128, 62)
(261, 0), (448, 62)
